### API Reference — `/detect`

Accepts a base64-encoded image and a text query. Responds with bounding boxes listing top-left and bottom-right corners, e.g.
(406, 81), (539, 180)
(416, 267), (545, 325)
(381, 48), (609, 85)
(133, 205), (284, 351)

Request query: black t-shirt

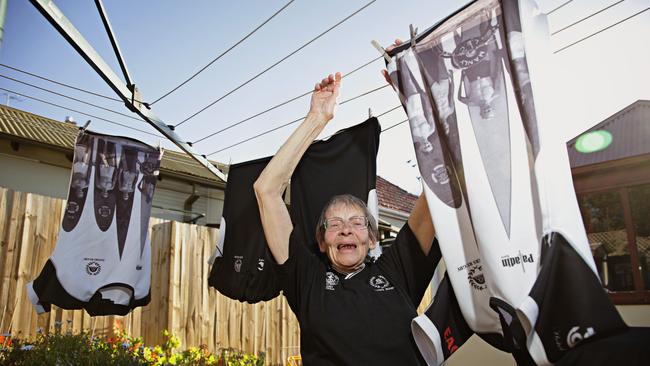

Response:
(278, 223), (437, 365)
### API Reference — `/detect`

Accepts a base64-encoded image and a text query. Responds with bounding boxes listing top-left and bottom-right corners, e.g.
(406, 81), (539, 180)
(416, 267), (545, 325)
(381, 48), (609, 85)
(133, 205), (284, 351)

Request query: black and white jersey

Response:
(207, 157), (282, 303)
(27, 130), (161, 316)
(208, 118), (381, 303)
(387, 0), (626, 364)
(291, 117), (381, 258)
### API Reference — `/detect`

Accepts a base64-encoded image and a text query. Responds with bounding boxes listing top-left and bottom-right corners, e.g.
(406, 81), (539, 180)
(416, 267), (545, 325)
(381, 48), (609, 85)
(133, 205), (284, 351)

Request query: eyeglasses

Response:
(323, 216), (368, 232)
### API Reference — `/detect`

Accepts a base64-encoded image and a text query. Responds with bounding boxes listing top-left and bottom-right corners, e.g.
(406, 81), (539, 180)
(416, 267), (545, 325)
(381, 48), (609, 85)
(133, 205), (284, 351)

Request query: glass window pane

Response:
(578, 191), (633, 291)
(629, 184), (650, 290)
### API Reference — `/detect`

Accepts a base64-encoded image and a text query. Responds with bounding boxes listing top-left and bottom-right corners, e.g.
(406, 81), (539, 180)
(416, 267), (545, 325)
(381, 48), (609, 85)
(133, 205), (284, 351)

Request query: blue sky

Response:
(2, 0), (649, 194)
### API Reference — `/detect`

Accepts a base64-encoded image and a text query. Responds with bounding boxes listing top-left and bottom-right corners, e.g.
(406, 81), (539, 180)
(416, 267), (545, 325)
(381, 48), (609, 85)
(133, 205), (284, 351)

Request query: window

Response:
(577, 183), (650, 304)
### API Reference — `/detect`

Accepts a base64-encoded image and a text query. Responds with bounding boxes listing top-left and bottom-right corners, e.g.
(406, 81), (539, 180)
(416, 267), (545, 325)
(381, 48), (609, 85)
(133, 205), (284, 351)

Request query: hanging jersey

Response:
(207, 157), (282, 303)
(387, 0), (626, 364)
(291, 117), (381, 258)
(208, 118), (381, 302)
(27, 130), (161, 316)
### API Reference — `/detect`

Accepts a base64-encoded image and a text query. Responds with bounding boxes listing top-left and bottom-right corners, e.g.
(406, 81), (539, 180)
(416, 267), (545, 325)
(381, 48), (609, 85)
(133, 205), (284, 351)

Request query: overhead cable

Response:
(174, 0), (377, 128)
(0, 73), (141, 121)
(0, 63), (122, 102)
(208, 103), (401, 156)
(192, 55), (382, 144)
(554, 6), (649, 53)
(0, 87), (161, 137)
(150, 0), (296, 105)
(551, 0), (624, 36)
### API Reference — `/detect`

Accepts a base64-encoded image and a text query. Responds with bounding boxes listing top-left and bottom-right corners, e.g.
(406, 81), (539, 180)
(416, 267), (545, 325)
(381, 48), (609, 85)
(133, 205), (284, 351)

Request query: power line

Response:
(0, 73), (142, 121)
(150, 0), (295, 106)
(551, 0), (624, 36)
(0, 87), (162, 137)
(547, 0), (574, 15)
(0, 63), (122, 102)
(207, 103), (401, 156)
(174, 0), (377, 128)
(554, 6), (649, 54)
(192, 55), (382, 144)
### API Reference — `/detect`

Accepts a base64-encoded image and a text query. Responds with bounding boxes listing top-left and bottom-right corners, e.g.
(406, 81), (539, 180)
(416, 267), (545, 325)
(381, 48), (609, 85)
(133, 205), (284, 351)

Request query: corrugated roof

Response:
(0, 105), (227, 185)
(567, 100), (650, 168)
(377, 176), (418, 214)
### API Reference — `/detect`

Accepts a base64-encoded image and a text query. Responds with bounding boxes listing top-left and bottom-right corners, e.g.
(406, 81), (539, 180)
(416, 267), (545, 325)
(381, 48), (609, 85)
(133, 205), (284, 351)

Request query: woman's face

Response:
(318, 202), (375, 273)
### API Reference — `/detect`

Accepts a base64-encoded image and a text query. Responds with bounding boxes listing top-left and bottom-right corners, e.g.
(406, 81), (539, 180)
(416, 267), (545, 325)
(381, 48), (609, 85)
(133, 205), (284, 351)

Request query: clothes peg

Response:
(371, 40), (391, 63)
(409, 24), (418, 47)
(368, 108), (373, 119)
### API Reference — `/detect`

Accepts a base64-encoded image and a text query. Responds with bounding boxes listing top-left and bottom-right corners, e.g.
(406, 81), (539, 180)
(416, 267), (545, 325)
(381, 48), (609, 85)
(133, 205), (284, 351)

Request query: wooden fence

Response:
(0, 187), (431, 365)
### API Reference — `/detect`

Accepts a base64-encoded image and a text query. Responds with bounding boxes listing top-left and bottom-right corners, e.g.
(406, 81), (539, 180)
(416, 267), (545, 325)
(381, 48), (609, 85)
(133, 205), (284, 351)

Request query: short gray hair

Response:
(315, 194), (378, 245)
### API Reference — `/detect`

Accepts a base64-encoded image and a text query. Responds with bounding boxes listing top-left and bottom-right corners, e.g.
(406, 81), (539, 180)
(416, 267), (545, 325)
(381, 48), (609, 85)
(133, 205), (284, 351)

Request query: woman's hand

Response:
(308, 72), (341, 121)
(381, 39), (403, 89)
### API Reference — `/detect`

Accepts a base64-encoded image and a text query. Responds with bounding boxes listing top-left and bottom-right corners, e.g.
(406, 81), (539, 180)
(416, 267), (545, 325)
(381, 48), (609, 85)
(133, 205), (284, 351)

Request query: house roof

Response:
(0, 105), (227, 185)
(567, 100), (650, 168)
(377, 176), (418, 214)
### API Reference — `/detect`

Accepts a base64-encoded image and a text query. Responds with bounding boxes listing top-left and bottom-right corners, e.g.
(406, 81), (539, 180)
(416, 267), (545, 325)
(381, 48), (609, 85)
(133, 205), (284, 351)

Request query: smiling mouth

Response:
(337, 244), (357, 251)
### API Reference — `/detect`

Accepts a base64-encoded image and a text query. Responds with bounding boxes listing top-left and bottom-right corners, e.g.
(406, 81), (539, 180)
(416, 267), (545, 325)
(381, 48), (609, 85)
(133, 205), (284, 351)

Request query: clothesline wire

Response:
(554, 6), (649, 54)
(173, 0), (377, 128)
(149, 0), (295, 106)
(547, 0), (574, 15)
(380, 118), (408, 133)
(0, 63), (123, 102)
(0, 87), (161, 137)
(0, 73), (142, 121)
(551, 0), (624, 36)
(192, 55), (382, 144)
(207, 103), (402, 156)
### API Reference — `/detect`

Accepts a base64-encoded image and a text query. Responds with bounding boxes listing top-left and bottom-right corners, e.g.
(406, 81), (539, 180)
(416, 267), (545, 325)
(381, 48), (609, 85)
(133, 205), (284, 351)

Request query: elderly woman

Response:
(254, 72), (437, 365)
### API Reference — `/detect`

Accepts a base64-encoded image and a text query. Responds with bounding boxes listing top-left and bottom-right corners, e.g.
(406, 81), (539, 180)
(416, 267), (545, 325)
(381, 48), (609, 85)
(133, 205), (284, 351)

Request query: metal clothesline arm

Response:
(30, 0), (228, 183)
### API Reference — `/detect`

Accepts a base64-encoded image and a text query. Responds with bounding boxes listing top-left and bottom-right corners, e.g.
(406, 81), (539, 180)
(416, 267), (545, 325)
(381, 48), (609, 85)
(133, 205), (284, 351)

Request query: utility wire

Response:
(0, 63), (122, 102)
(193, 55), (382, 144)
(174, 0), (377, 128)
(547, 0), (574, 15)
(0, 87), (161, 137)
(208, 103), (401, 156)
(0, 74), (142, 121)
(554, 6), (649, 54)
(551, 0), (624, 36)
(150, 0), (295, 106)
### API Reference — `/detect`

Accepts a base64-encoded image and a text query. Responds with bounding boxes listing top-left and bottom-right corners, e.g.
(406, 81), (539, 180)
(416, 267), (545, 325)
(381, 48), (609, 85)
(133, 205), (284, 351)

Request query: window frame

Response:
(572, 157), (650, 305)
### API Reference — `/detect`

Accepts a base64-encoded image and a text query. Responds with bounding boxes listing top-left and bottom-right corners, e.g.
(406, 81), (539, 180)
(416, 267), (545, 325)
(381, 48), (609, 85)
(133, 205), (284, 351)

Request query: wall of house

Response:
(0, 138), (224, 226)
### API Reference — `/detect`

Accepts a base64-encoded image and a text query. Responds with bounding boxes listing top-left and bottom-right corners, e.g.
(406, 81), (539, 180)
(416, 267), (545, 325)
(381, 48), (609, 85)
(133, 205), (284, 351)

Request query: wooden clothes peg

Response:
(371, 40), (391, 63)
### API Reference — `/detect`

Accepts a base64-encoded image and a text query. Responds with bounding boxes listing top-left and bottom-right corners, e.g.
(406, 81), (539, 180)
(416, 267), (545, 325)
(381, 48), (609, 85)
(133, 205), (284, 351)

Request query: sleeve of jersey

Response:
(276, 227), (321, 311)
(380, 223), (440, 305)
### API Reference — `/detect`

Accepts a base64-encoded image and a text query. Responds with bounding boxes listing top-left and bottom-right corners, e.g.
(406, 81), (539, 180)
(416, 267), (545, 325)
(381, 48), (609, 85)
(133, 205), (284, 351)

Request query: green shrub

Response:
(0, 330), (264, 366)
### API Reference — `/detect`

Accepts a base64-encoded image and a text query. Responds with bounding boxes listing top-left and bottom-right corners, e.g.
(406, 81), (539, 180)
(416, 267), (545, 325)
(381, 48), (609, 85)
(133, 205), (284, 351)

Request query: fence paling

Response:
(0, 187), (304, 366)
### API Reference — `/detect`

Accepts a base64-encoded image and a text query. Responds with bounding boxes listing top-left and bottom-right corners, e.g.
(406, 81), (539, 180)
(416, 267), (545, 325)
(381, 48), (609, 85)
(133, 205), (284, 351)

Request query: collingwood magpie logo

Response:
(325, 272), (339, 291)
(233, 256), (243, 273)
(66, 202), (79, 214)
(86, 261), (101, 276)
(369, 275), (394, 292)
(257, 258), (265, 271)
(458, 259), (486, 291)
(501, 251), (534, 273)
